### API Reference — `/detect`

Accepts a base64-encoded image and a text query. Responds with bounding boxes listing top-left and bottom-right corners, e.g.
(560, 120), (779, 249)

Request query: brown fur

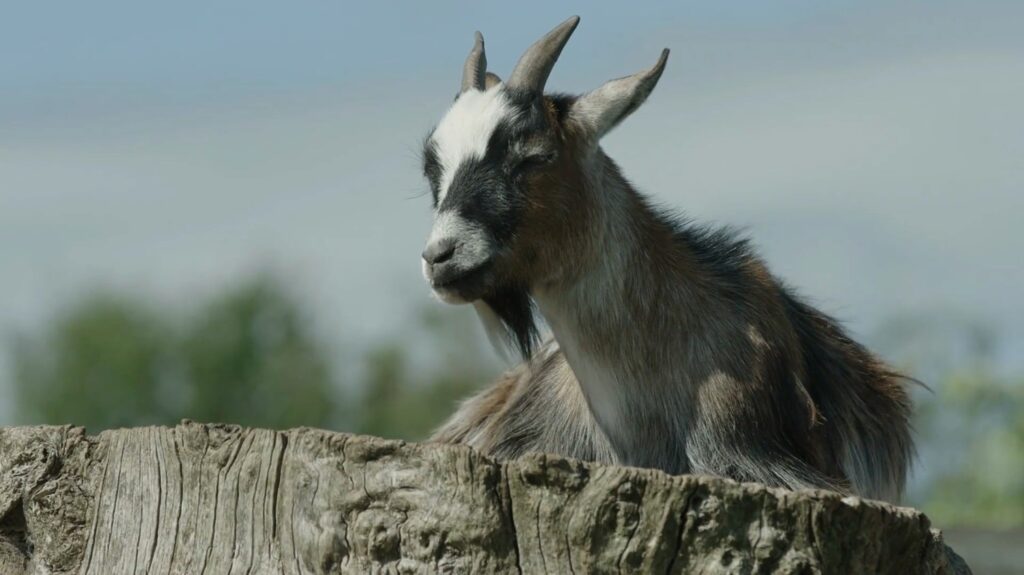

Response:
(426, 28), (913, 501)
(431, 107), (913, 500)
(433, 341), (616, 464)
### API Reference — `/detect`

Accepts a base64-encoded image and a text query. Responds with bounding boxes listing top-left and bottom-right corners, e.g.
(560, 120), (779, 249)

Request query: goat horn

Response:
(506, 16), (580, 94)
(461, 32), (487, 92)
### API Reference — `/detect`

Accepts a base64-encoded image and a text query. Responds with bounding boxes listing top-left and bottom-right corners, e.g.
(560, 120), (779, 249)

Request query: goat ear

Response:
(484, 72), (502, 89)
(569, 49), (669, 139)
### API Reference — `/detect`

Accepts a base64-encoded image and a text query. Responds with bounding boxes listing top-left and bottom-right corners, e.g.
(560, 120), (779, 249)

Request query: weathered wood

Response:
(0, 423), (969, 574)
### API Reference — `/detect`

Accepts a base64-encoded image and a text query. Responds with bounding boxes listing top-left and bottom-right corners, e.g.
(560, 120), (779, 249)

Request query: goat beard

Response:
(483, 285), (540, 360)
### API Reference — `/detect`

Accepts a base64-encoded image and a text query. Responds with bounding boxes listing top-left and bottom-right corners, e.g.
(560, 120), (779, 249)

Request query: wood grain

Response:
(0, 423), (969, 574)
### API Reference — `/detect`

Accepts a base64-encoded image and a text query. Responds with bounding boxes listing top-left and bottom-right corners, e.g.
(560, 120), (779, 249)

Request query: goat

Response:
(420, 16), (913, 502)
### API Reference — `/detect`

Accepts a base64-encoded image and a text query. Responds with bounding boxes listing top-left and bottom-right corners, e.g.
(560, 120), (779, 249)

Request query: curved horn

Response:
(461, 31), (487, 92)
(506, 16), (580, 93)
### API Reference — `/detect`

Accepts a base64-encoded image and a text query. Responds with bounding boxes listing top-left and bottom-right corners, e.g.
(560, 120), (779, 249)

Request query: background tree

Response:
(11, 293), (175, 430)
(356, 307), (500, 440)
(179, 277), (338, 428)
(873, 313), (1024, 528)
(9, 276), (344, 431)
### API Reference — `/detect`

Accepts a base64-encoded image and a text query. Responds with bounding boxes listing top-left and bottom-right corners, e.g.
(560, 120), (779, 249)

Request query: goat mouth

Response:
(430, 260), (493, 301)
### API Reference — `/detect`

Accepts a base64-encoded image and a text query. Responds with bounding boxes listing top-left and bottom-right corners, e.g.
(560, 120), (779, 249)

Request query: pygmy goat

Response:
(419, 16), (913, 502)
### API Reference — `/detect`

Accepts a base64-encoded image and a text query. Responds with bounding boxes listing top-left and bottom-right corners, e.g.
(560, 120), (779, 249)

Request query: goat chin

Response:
(430, 288), (471, 305)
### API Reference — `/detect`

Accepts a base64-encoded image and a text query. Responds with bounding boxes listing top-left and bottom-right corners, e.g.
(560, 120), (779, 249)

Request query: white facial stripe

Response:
(432, 85), (517, 203)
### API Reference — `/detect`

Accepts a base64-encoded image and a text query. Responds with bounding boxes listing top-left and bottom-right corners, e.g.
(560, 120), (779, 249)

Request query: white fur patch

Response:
(431, 85), (517, 203)
(425, 211), (492, 264)
(535, 297), (628, 440)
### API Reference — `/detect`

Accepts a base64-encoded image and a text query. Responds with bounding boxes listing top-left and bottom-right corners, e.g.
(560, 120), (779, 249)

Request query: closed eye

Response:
(513, 151), (556, 174)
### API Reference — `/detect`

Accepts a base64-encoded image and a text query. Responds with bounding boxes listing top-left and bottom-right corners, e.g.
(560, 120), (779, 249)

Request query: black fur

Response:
(483, 286), (540, 359)
(422, 138), (442, 206)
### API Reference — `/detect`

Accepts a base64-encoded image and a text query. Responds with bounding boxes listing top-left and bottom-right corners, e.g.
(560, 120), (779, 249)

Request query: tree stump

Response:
(0, 423), (969, 574)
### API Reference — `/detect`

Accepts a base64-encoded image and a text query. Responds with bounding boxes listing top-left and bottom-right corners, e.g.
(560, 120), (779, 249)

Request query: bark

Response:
(0, 422), (970, 574)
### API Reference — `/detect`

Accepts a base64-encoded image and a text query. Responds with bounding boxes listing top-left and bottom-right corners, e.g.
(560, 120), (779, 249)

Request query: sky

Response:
(2, 1), (1023, 404)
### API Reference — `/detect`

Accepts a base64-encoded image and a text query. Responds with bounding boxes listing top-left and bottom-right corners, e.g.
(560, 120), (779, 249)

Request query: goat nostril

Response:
(422, 240), (457, 265)
(433, 246), (455, 264)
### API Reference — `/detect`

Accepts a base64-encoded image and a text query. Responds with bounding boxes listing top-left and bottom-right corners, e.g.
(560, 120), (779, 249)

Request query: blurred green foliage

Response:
(179, 279), (336, 428)
(354, 306), (498, 440)
(6, 279), (1023, 529)
(912, 369), (1024, 528)
(12, 293), (175, 430)
(7, 275), (498, 441)
(11, 278), (342, 430)
(875, 314), (1024, 529)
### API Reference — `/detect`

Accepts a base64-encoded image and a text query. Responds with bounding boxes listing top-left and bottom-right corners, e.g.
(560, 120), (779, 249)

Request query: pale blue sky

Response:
(2, 1), (1023, 400)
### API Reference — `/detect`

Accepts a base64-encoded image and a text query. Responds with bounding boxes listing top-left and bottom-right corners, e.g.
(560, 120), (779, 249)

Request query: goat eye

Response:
(513, 152), (555, 175)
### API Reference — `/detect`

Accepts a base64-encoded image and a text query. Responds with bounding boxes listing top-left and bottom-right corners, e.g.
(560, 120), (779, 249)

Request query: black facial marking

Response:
(435, 96), (557, 239)
(421, 137), (442, 205)
(483, 285), (539, 359)
(445, 158), (521, 245)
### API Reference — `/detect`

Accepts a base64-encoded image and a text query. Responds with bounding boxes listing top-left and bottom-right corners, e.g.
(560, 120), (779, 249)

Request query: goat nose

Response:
(422, 238), (457, 265)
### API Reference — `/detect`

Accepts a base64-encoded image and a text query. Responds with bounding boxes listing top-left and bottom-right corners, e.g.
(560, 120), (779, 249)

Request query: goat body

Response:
(434, 151), (912, 501)
(422, 17), (913, 502)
